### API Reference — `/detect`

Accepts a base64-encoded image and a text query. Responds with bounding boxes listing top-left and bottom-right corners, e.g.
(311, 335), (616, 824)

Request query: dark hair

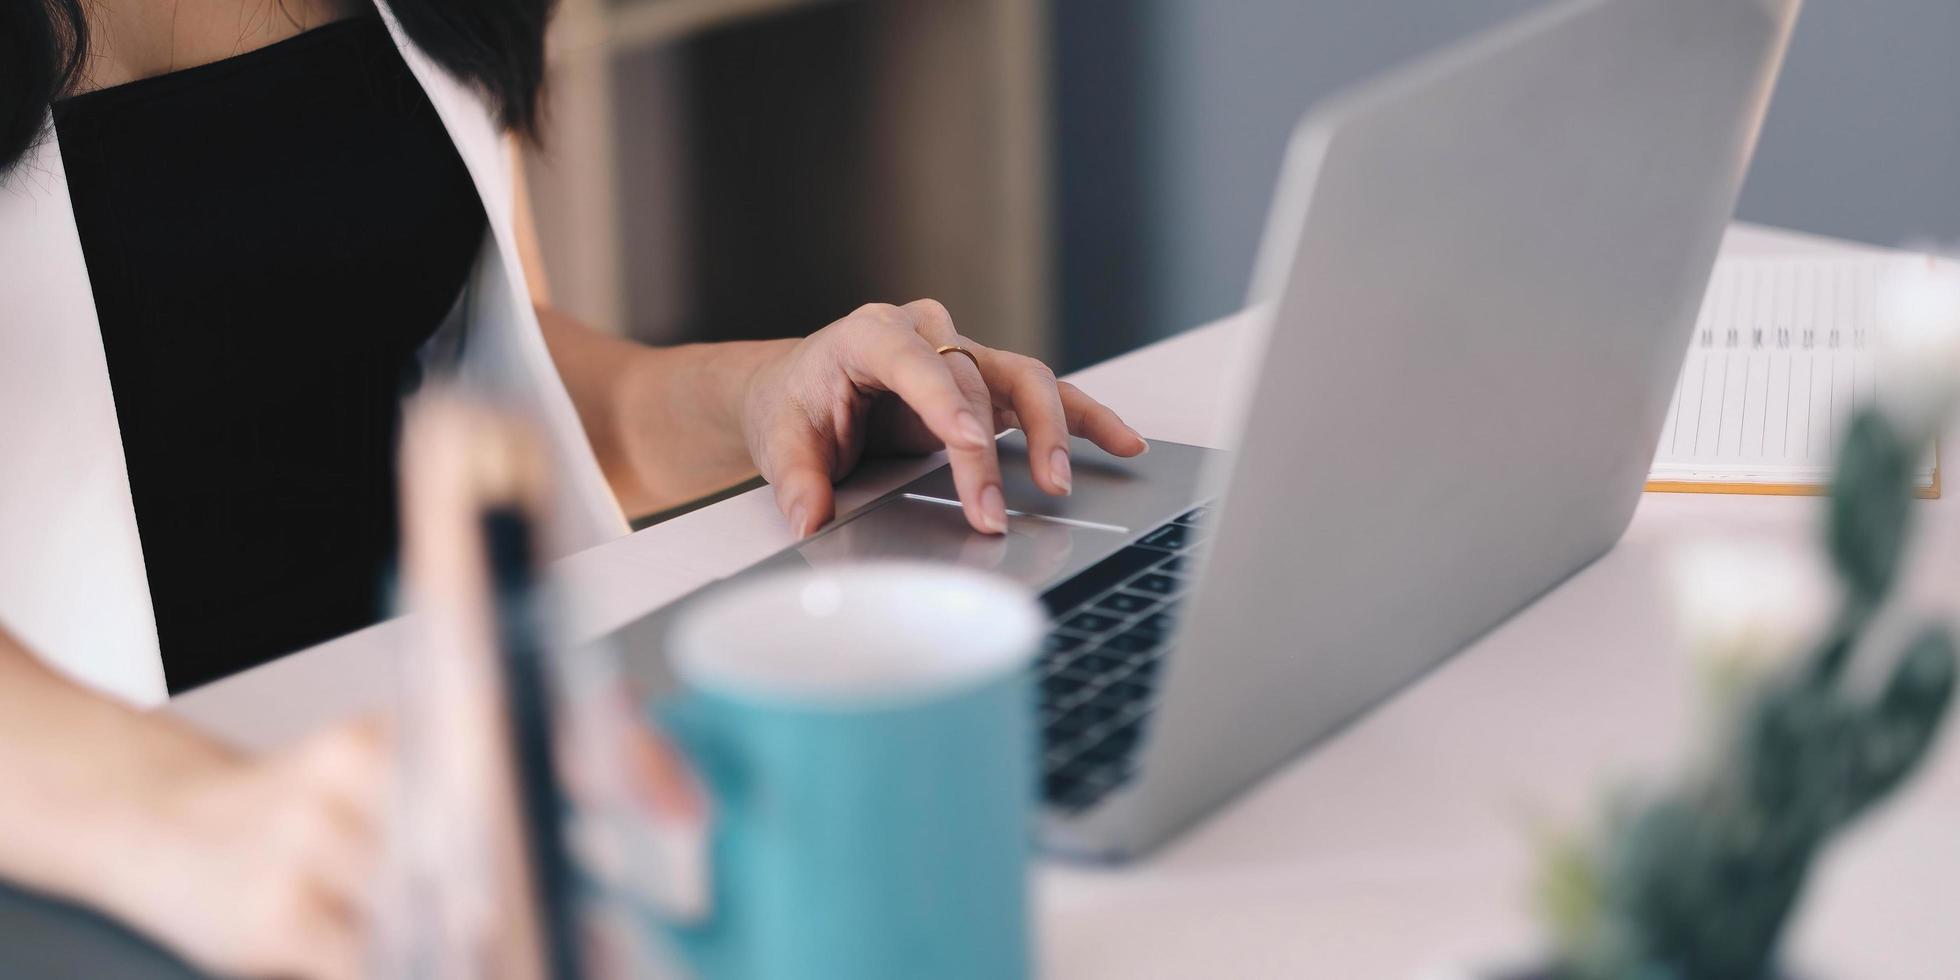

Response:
(1, 0), (556, 174)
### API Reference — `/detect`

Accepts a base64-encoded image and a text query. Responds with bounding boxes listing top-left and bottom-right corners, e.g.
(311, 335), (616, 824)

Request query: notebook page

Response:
(1649, 256), (1934, 490)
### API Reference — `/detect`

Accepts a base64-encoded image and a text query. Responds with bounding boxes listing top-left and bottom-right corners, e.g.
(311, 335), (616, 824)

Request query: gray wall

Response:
(1052, 0), (1960, 368)
(1738, 0), (1960, 248)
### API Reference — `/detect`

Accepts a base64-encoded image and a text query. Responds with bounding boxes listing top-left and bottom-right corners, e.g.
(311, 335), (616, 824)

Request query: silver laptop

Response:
(620, 0), (1800, 860)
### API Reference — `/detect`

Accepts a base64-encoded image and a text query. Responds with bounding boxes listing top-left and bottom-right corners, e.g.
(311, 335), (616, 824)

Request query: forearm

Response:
(0, 627), (235, 910)
(536, 304), (792, 517)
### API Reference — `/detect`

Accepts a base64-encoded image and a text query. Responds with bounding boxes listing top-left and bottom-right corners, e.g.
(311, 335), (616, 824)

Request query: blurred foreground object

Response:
(1532, 271), (1960, 979)
(378, 394), (698, 979)
(377, 395), (557, 979)
(1875, 256), (1960, 436)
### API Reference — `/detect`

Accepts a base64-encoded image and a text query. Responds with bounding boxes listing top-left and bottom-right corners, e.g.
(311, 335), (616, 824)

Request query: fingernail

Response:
(957, 410), (992, 449)
(980, 485), (1008, 534)
(788, 503), (811, 539)
(1130, 428), (1150, 455)
(1050, 447), (1073, 494)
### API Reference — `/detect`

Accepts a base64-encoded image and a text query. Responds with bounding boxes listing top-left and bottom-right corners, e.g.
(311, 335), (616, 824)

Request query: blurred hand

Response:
(740, 299), (1148, 537)
(105, 720), (390, 980)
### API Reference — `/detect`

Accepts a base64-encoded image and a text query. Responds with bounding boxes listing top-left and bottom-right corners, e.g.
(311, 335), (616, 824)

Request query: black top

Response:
(53, 15), (488, 692)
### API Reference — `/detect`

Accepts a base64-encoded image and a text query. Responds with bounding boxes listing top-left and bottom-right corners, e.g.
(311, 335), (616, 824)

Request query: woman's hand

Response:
(739, 300), (1148, 537)
(98, 721), (390, 980)
(538, 299), (1145, 528)
(0, 629), (391, 980)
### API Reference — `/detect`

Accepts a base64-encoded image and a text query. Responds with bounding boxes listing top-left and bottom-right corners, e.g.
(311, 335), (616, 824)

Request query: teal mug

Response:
(654, 562), (1045, 980)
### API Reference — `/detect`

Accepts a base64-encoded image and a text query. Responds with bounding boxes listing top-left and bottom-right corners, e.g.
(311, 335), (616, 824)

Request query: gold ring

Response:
(935, 344), (982, 373)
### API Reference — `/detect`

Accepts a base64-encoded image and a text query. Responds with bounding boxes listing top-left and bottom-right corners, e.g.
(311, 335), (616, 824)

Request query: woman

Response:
(0, 0), (1143, 975)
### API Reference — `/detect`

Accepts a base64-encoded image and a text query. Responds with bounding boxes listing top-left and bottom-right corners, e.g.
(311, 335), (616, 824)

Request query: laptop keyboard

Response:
(1035, 505), (1209, 812)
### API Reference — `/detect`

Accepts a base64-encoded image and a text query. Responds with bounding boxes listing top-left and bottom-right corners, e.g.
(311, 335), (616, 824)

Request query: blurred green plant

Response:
(1534, 407), (1956, 980)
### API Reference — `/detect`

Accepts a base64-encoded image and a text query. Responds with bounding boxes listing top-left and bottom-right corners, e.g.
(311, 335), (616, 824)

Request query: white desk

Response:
(176, 224), (1960, 979)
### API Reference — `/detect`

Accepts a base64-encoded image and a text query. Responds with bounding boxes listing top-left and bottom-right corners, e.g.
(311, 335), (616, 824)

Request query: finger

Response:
(760, 431), (837, 539)
(1058, 381), (1148, 457)
(854, 316), (1006, 534)
(291, 877), (367, 980)
(254, 912), (363, 980)
(270, 727), (390, 925)
(849, 305), (991, 454)
(901, 301), (1013, 527)
(627, 717), (709, 823)
(275, 795), (381, 926)
(896, 301), (993, 427)
(308, 926), (364, 980)
(985, 352), (1074, 495)
(243, 806), (371, 980)
(291, 720), (391, 833)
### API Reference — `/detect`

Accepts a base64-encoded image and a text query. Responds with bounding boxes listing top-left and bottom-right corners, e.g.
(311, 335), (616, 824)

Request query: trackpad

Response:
(792, 494), (1127, 593)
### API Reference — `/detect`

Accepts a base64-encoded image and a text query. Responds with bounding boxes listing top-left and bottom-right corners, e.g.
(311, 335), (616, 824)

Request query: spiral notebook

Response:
(1648, 255), (1941, 498)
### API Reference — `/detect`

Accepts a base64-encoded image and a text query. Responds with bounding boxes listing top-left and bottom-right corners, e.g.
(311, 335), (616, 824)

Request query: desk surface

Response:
(176, 224), (1959, 979)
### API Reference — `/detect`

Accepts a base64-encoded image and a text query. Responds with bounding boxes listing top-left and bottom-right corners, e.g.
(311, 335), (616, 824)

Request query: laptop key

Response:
(1039, 546), (1164, 616)
(1060, 611), (1122, 635)
(1093, 591), (1157, 616)
(1055, 787), (1102, 811)
(1042, 651), (1088, 676)
(1069, 651), (1129, 676)
(1044, 735), (1092, 768)
(1042, 632), (1095, 664)
(1043, 770), (1085, 800)
(1138, 523), (1190, 551)
(1139, 606), (1179, 634)
(1051, 766), (1116, 808)
(1065, 701), (1126, 728)
(1175, 507), (1207, 526)
(1102, 627), (1162, 655)
(1097, 678), (1154, 708)
(1040, 655), (1087, 678)
(1075, 758), (1123, 788)
(1043, 633), (1086, 655)
(1040, 673), (1092, 702)
(1048, 708), (1103, 740)
(1106, 762), (1141, 789)
(1128, 573), (1181, 596)
(1087, 720), (1145, 762)
(1087, 676), (1143, 711)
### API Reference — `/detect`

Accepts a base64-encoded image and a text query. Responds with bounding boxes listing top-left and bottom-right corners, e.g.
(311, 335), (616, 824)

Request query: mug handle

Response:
(630, 699), (717, 925)
(564, 689), (717, 926)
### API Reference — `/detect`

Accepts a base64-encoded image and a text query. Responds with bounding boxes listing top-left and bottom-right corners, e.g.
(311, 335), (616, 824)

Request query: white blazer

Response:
(0, 2), (628, 707)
